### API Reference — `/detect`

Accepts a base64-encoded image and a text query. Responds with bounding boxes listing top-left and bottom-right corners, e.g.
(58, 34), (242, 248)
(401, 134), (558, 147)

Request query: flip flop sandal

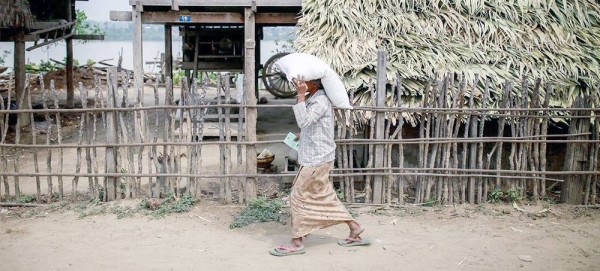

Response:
(269, 246), (306, 256)
(338, 236), (372, 247)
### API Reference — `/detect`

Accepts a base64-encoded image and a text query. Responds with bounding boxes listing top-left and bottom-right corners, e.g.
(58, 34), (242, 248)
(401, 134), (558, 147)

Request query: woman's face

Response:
(305, 80), (319, 94)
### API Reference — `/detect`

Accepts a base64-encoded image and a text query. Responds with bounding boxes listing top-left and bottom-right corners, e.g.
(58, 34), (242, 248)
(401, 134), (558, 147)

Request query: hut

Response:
(294, 0), (600, 123)
(0, 0), (103, 117)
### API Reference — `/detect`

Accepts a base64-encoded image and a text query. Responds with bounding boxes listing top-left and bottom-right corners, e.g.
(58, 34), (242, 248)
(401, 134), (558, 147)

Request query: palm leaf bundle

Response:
(0, 0), (34, 29)
(294, 0), (600, 124)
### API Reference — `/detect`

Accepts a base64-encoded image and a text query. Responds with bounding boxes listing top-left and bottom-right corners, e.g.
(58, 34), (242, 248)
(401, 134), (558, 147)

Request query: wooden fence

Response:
(0, 55), (599, 206)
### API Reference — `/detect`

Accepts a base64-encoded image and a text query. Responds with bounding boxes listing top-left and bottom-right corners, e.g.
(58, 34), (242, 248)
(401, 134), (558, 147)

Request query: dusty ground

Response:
(0, 201), (599, 271)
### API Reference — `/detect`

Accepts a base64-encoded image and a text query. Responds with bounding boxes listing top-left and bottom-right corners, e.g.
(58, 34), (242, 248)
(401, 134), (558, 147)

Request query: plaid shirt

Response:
(292, 90), (336, 167)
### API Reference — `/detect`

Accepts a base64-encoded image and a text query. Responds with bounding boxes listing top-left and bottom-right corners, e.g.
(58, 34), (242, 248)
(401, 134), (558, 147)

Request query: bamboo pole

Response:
(105, 67), (119, 201)
(372, 50), (387, 204)
(443, 74), (458, 204)
(135, 73), (147, 199)
(0, 86), (8, 199)
(395, 73), (405, 205)
(72, 83), (86, 201)
(584, 86), (599, 205)
(417, 80), (432, 204)
(518, 78), (529, 198)
(477, 78), (490, 203)
(196, 78), (208, 197)
(452, 76), (466, 203)
(91, 76), (101, 199)
(340, 109), (350, 202)
(336, 110), (346, 201)
(184, 78), (194, 196)
(236, 74), (246, 203)
(529, 79), (542, 201)
(224, 74), (233, 203)
(27, 83), (41, 202)
(13, 74), (27, 199)
(150, 79), (161, 197)
(117, 72), (134, 199)
(164, 78), (174, 195)
(173, 78), (186, 197)
(467, 74), (480, 204)
(364, 81), (376, 204)
(41, 82), (53, 202)
(539, 83), (551, 199)
(348, 90), (356, 203)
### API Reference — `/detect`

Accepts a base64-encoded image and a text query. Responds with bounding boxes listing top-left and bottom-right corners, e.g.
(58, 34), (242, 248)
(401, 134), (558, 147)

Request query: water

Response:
(0, 40), (285, 71)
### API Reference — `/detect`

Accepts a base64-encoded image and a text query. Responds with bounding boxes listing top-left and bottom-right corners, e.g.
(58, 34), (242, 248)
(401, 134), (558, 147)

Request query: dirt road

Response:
(1, 202), (599, 271)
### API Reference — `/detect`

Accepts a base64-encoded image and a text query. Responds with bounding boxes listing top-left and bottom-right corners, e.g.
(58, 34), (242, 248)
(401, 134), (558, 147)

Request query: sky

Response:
(76, 0), (132, 21)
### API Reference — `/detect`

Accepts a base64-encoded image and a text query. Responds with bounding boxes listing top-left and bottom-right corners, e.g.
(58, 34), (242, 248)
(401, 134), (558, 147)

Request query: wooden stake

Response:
(467, 74), (479, 204)
(27, 82), (41, 202)
(105, 67), (119, 201)
(244, 7), (257, 202)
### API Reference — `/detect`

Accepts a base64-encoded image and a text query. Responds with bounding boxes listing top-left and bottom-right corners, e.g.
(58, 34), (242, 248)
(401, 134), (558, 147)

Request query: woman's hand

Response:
(292, 76), (307, 102)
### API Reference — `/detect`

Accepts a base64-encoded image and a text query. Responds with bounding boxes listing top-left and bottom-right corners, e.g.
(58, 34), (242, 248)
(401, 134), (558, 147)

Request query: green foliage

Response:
(139, 193), (197, 219)
(74, 10), (105, 36)
(488, 188), (504, 204)
(172, 69), (186, 85)
(336, 188), (345, 202)
(230, 197), (287, 229)
(25, 60), (60, 72)
(0, 50), (9, 66)
(507, 188), (523, 203)
(17, 194), (36, 203)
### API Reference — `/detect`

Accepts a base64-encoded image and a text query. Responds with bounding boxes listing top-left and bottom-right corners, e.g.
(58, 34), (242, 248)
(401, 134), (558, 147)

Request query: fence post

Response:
(244, 5), (257, 202)
(373, 50), (387, 204)
(106, 67), (119, 201)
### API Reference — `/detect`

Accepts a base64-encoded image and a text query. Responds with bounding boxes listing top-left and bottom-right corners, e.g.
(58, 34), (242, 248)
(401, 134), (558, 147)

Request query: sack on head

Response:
(274, 53), (353, 109)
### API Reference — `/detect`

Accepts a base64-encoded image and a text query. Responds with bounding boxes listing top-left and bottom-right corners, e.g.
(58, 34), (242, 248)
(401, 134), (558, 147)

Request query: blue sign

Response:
(179, 15), (191, 22)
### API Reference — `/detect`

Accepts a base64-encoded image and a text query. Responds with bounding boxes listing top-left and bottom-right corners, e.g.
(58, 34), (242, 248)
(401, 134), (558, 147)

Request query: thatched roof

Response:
(0, 0), (34, 28)
(294, 0), (600, 117)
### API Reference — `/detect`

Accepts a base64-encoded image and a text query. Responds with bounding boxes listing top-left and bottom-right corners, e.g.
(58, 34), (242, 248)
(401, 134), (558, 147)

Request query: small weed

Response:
(17, 194), (36, 204)
(49, 200), (70, 210)
(230, 197), (287, 229)
(336, 189), (345, 202)
(488, 189), (504, 204)
(140, 193), (197, 219)
(507, 188), (523, 203)
(111, 205), (136, 219)
(424, 198), (437, 207)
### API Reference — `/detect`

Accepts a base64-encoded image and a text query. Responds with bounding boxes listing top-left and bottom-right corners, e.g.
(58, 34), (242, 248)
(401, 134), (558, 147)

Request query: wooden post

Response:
(244, 6), (257, 202)
(14, 31), (30, 127)
(164, 25), (173, 83)
(105, 67), (119, 201)
(467, 75), (479, 204)
(561, 91), (591, 204)
(372, 50), (387, 204)
(132, 1), (144, 105)
(66, 2), (74, 109)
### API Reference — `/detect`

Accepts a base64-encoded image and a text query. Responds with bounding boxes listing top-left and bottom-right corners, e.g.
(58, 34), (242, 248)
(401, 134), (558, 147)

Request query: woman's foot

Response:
(338, 221), (371, 247)
(346, 221), (365, 239)
(270, 238), (305, 256)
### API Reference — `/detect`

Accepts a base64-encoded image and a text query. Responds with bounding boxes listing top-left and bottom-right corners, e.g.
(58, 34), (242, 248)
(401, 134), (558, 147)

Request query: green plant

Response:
(172, 69), (186, 85)
(140, 193), (197, 218)
(17, 194), (36, 203)
(488, 188), (504, 204)
(507, 188), (523, 203)
(230, 197), (286, 229)
(336, 188), (345, 202)
(74, 10), (105, 36)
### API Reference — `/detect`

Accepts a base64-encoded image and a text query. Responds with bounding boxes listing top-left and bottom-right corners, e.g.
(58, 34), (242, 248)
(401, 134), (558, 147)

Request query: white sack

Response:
(274, 53), (353, 109)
